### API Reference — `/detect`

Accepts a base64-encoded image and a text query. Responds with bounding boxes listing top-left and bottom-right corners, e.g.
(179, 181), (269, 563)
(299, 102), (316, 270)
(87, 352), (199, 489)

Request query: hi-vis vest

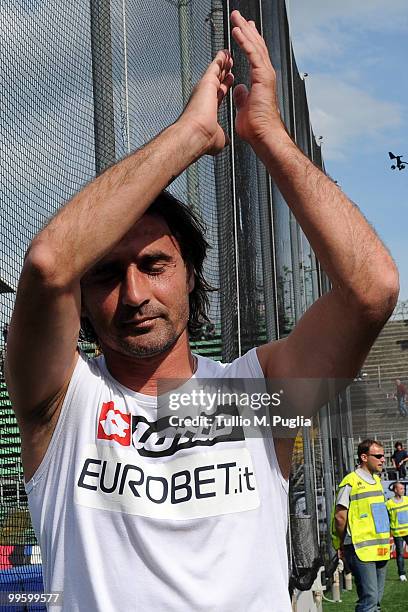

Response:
(331, 471), (390, 561)
(386, 496), (408, 537)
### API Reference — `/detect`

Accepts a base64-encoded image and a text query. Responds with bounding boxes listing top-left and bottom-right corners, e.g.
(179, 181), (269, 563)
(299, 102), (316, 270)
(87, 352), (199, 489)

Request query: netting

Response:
(0, 0), (342, 603)
(1, 2), (97, 604)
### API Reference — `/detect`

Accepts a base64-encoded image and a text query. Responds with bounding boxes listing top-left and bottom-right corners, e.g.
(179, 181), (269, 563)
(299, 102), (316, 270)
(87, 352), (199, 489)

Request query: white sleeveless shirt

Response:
(25, 348), (291, 611)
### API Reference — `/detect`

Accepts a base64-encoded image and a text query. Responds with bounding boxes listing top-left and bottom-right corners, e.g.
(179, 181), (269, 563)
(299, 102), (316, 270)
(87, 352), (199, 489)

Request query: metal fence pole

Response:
(229, 0), (263, 355)
(209, 0), (239, 360)
(319, 405), (335, 560)
(90, 0), (116, 173)
(178, 0), (200, 211)
(256, 1), (278, 342)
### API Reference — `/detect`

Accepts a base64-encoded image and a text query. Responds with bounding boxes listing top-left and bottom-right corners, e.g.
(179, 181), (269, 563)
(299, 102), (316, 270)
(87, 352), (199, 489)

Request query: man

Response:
(394, 379), (407, 416)
(386, 481), (408, 582)
(332, 440), (390, 611)
(5, 11), (398, 612)
(391, 441), (408, 479)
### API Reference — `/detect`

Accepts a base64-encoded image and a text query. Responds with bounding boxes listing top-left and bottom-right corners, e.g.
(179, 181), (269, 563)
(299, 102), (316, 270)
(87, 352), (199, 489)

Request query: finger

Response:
(233, 84), (249, 111)
(231, 10), (245, 29)
(219, 65), (231, 86)
(220, 72), (234, 95)
(231, 11), (260, 43)
(219, 55), (234, 84)
(231, 27), (258, 61)
(217, 73), (234, 106)
(225, 54), (234, 73)
(231, 11), (269, 61)
(232, 24), (265, 56)
(207, 49), (231, 79)
(231, 26), (271, 72)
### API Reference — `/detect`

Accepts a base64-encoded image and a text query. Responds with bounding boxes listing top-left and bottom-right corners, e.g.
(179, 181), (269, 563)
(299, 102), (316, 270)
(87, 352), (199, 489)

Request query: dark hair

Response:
(357, 439), (383, 462)
(393, 481), (404, 492)
(395, 441), (403, 450)
(80, 190), (215, 345)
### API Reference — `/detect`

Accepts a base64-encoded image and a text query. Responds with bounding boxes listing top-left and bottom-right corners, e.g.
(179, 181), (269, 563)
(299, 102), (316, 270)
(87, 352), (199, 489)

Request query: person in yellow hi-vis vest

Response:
(332, 439), (390, 611)
(386, 482), (408, 582)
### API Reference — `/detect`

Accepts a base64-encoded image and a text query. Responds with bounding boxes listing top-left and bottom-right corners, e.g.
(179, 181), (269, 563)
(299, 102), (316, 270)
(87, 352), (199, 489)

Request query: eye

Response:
(140, 255), (172, 275)
(143, 263), (166, 275)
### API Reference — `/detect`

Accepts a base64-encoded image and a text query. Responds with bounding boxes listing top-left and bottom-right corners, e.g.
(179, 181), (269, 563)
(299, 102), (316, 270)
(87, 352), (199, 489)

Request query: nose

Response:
(121, 264), (150, 308)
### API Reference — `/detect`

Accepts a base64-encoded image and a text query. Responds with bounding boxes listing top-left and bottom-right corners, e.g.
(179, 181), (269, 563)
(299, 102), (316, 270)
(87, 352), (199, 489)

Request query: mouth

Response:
(121, 316), (159, 328)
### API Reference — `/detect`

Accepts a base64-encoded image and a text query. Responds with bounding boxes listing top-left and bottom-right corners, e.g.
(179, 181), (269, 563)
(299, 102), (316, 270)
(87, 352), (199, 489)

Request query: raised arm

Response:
(5, 51), (233, 478)
(231, 11), (398, 378)
(230, 11), (399, 474)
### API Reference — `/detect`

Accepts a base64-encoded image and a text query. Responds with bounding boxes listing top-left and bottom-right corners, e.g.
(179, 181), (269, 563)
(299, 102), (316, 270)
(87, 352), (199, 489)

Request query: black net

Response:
(0, 0), (342, 603)
(1, 1), (96, 603)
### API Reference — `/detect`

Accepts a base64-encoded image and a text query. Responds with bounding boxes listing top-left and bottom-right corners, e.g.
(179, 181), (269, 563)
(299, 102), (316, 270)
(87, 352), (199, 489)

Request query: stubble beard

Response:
(115, 320), (185, 358)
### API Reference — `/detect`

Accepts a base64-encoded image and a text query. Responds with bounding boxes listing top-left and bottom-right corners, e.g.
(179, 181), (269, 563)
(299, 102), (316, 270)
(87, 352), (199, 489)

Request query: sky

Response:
(288, 0), (408, 302)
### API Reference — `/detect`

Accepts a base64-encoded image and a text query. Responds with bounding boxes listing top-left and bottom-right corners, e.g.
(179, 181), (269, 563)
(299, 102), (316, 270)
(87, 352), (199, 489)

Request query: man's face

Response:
(395, 483), (405, 496)
(361, 444), (385, 474)
(81, 214), (194, 358)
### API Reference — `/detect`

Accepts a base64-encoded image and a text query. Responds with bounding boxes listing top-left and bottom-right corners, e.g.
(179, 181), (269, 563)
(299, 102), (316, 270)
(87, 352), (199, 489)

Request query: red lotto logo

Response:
(97, 401), (131, 446)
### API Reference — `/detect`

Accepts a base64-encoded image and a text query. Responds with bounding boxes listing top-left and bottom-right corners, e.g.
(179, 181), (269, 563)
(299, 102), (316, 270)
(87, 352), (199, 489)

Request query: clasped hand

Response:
(180, 10), (283, 156)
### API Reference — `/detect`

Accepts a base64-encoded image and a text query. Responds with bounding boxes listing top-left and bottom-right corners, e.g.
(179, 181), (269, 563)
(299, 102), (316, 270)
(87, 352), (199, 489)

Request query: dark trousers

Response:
(397, 464), (407, 479)
(394, 535), (408, 575)
(344, 544), (387, 612)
